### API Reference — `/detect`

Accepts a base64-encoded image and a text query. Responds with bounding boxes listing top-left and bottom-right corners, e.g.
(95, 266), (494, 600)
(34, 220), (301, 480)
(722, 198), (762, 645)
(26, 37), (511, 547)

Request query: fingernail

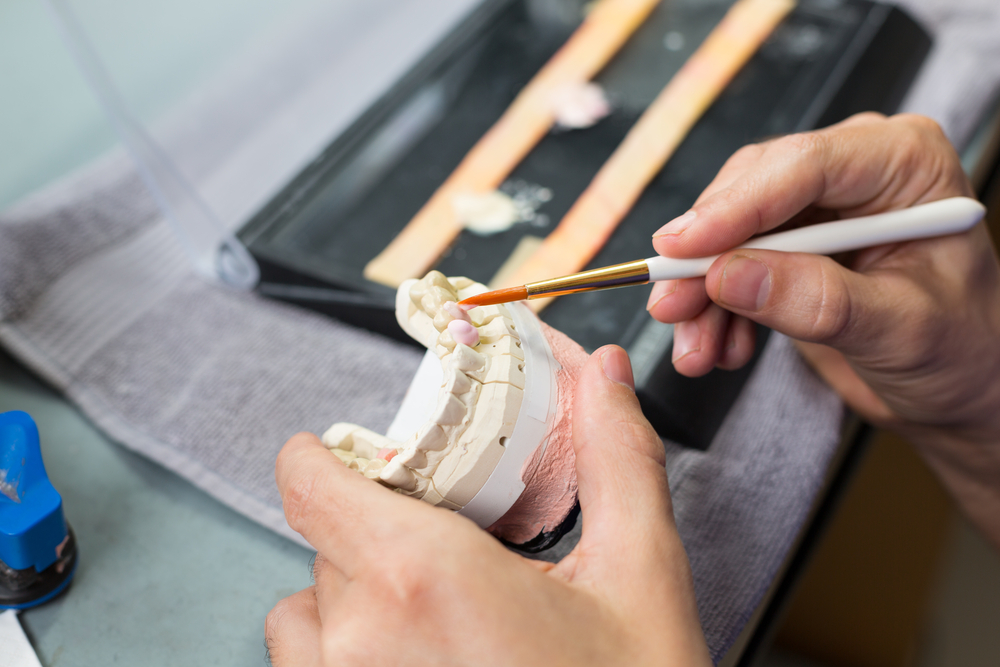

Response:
(718, 255), (770, 312)
(600, 347), (635, 390)
(653, 210), (697, 237)
(672, 320), (700, 362)
(646, 280), (678, 312)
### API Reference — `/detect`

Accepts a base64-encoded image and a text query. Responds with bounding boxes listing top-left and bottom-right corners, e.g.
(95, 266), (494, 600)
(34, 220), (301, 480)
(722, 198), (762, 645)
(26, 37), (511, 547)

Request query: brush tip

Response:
(458, 285), (528, 307)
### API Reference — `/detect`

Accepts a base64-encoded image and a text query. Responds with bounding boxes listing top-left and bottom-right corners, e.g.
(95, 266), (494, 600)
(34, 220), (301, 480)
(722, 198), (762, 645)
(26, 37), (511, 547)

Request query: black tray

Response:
(239, 0), (930, 448)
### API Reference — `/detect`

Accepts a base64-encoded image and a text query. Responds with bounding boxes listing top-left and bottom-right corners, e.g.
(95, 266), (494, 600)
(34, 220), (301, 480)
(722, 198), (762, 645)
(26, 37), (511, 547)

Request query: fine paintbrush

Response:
(458, 197), (987, 307)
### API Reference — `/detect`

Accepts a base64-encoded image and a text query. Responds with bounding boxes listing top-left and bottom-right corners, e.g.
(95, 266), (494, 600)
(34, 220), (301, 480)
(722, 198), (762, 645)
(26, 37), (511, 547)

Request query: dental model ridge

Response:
(322, 270), (588, 548)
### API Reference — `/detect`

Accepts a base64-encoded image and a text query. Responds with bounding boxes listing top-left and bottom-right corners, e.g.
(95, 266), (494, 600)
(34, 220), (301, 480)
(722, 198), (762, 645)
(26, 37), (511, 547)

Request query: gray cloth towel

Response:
(2, 0), (998, 661)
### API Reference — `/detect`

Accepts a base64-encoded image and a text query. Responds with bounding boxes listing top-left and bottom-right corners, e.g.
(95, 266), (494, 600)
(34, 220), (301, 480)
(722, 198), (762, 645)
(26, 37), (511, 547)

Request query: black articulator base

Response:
(501, 503), (581, 554)
(0, 527), (78, 609)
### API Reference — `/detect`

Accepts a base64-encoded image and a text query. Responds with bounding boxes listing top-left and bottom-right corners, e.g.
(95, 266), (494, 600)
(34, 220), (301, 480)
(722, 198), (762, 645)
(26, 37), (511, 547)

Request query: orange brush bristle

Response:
(457, 286), (528, 307)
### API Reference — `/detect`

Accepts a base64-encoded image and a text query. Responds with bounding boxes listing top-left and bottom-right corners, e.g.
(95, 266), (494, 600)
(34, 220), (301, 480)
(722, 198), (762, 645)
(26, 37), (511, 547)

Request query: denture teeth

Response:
(443, 301), (470, 323)
(380, 459), (418, 492)
(321, 423), (360, 451)
(433, 309), (453, 331)
(362, 459), (387, 479)
(331, 449), (357, 463)
(413, 423), (447, 452)
(432, 393), (467, 426)
(425, 271), (456, 295)
(409, 281), (429, 305)
(394, 447), (427, 469)
(451, 344), (486, 373)
(347, 457), (370, 471)
(437, 328), (458, 352)
(448, 276), (475, 291)
(477, 316), (518, 344)
(421, 286), (455, 315)
(443, 366), (473, 396)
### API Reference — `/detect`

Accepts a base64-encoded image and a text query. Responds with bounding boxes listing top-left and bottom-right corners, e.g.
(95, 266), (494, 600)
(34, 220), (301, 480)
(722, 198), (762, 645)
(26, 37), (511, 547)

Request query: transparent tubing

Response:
(43, 0), (260, 290)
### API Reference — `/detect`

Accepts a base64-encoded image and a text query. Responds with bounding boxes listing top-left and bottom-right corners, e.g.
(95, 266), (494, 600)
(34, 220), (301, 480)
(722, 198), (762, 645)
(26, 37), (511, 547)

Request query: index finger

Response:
(275, 432), (421, 572)
(652, 114), (969, 259)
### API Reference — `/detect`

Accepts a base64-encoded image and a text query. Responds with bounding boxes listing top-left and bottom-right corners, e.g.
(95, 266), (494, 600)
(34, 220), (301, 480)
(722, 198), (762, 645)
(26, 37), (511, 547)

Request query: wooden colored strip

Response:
(506, 0), (796, 312)
(364, 0), (662, 287)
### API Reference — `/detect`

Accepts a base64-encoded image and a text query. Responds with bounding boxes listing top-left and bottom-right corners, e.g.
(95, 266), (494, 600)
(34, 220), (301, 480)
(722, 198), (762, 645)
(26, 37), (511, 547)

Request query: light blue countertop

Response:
(1, 349), (312, 666)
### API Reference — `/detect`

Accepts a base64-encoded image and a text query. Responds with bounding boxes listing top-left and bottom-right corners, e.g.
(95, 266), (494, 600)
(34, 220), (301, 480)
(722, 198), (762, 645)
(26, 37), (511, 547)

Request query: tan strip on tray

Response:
(512, 0), (796, 311)
(364, 0), (662, 287)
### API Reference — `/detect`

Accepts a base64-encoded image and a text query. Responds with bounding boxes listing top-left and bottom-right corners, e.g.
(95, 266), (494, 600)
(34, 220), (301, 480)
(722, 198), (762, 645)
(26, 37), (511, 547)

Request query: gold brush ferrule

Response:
(525, 259), (650, 299)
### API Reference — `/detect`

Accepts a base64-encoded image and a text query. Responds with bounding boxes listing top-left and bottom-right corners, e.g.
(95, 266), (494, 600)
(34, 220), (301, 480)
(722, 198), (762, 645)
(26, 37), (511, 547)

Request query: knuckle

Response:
(894, 112), (944, 136)
(848, 111), (886, 123)
(726, 142), (766, 168)
(376, 561), (436, 606)
(778, 131), (827, 159)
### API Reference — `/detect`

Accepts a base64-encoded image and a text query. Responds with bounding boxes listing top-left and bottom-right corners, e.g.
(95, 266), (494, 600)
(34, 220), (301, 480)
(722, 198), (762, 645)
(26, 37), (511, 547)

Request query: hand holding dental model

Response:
(320, 269), (588, 547)
(268, 113), (1000, 664)
(267, 346), (711, 667)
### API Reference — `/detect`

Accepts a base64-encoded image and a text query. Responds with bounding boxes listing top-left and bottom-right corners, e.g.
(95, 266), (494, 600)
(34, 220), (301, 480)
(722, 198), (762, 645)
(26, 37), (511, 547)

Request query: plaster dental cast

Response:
(266, 114), (1000, 666)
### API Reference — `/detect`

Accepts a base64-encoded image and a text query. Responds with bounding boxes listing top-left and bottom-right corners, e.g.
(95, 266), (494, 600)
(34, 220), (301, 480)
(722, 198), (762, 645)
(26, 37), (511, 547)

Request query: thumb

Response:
(569, 346), (706, 655)
(570, 346), (686, 590)
(705, 249), (891, 358)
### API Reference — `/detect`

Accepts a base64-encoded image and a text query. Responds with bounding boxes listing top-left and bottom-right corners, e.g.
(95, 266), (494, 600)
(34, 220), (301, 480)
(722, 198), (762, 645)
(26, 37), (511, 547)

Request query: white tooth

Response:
(431, 393), (467, 425)
(468, 305), (500, 327)
(451, 344), (486, 372)
(443, 301), (470, 323)
(443, 366), (473, 396)
(413, 423), (447, 452)
(448, 276), (475, 291)
(331, 449), (357, 463)
(409, 280), (429, 305)
(348, 457), (369, 472)
(394, 447), (427, 469)
(425, 271), (456, 297)
(437, 328), (458, 352)
(321, 423), (361, 450)
(380, 459), (418, 491)
(433, 309), (453, 331)
(363, 458), (388, 479)
(421, 286), (455, 314)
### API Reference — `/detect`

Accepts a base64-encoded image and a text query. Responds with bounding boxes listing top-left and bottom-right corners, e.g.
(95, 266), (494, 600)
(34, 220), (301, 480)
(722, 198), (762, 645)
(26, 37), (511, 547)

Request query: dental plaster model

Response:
(322, 271), (588, 547)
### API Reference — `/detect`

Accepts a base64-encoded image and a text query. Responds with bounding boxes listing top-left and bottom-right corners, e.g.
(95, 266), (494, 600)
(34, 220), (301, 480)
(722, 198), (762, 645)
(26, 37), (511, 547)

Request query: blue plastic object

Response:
(0, 411), (76, 609)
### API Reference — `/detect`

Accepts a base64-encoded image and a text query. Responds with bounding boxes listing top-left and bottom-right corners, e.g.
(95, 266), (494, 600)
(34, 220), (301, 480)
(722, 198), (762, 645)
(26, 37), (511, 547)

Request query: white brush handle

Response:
(645, 197), (986, 281)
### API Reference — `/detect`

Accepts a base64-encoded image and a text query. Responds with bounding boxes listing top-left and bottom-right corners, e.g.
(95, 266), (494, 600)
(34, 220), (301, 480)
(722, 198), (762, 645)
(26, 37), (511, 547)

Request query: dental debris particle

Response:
(550, 82), (611, 130)
(448, 319), (481, 347)
(453, 191), (521, 235)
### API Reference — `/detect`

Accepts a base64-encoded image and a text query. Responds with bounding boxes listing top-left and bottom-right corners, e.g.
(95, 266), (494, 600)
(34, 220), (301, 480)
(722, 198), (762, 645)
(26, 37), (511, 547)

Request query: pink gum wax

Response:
(486, 321), (588, 545)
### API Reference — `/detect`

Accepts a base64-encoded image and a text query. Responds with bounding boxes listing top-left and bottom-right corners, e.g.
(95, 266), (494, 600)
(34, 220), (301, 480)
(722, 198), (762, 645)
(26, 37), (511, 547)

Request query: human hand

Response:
(265, 345), (711, 667)
(646, 113), (1000, 538)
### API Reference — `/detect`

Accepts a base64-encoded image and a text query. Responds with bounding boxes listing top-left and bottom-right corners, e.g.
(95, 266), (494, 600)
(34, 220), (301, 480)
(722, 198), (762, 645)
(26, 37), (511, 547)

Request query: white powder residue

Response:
(452, 181), (554, 236)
